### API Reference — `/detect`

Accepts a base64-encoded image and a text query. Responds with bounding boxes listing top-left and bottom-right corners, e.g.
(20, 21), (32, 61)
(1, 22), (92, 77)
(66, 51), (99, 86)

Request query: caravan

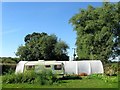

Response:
(15, 60), (64, 75)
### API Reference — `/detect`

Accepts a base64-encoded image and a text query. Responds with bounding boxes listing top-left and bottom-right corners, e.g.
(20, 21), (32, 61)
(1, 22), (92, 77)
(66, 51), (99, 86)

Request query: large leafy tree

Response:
(16, 32), (69, 61)
(54, 40), (69, 60)
(69, 2), (120, 63)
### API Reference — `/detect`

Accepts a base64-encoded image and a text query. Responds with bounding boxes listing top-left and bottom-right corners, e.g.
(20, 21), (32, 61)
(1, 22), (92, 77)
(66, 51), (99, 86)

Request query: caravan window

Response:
(45, 65), (51, 68)
(54, 65), (62, 70)
(26, 65), (35, 70)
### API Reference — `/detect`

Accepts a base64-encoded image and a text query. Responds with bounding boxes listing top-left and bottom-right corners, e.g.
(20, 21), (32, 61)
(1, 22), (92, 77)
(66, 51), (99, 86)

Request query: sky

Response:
(1, 2), (103, 59)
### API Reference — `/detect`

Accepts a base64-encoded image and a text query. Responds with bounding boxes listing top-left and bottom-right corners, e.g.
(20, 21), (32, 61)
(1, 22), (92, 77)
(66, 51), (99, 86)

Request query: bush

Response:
(2, 74), (16, 84)
(35, 69), (59, 85)
(2, 69), (59, 85)
(0, 57), (17, 75)
(2, 64), (16, 75)
(2, 71), (35, 84)
(104, 63), (119, 76)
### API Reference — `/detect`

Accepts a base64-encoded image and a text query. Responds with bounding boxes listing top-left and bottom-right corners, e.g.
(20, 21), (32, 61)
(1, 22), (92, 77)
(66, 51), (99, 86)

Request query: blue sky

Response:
(2, 2), (103, 59)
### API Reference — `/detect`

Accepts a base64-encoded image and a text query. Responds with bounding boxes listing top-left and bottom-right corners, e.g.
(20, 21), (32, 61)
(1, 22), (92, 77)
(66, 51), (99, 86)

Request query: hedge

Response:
(0, 63), (16, 75)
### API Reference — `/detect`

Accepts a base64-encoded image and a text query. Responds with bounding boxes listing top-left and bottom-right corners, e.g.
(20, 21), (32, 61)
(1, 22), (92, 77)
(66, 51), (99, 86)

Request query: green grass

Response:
(2, 78), (118, 88)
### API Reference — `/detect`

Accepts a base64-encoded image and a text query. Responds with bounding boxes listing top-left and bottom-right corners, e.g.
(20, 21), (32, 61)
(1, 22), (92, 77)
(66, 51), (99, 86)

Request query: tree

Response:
(16, 32), (69, 61)
(54, 40), (69, 60)
(69, 2), (120, 63)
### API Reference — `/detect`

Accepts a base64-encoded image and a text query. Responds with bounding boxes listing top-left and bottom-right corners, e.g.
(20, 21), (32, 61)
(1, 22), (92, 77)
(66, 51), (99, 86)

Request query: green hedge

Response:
(0, 63), (16, 75)
(0, 57), (19, 63)
(0, 57), (18, 75)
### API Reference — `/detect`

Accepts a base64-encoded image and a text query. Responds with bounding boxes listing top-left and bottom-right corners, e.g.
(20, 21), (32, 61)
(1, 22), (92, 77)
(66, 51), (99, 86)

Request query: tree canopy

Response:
(16, 32), (69, 61)
(69, 2), (120, 63)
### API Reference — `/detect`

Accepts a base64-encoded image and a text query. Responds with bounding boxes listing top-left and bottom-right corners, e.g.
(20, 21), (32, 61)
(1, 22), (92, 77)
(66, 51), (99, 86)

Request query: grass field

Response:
(2, 78), (118, 88)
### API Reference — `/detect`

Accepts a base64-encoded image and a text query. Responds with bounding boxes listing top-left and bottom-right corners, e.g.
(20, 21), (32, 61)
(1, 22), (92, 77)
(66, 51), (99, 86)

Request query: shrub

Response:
(2, 64), (16, 75)
(35, 69), (59, 85)
(2, 69), (59, 85)
(104, 63), (119, 76)
(2, 73), (16, 84)
(0, 57), (20, 75)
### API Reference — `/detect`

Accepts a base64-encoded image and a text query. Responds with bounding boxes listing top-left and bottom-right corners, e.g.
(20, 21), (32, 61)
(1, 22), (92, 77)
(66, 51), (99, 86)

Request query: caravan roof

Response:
(25, 61), (39, 66)
(44, 61), (63, 65)
(24, 61), (63, 66)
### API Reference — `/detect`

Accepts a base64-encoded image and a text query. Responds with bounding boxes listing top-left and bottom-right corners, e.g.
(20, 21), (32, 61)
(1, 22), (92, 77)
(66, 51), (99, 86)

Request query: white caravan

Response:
(15, 60), (64, 75)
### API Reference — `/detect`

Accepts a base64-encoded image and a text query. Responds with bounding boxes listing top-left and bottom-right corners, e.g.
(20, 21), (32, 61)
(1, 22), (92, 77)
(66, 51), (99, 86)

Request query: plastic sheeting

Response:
(89, 61), (104, 74)
(64, 61), (77, 74)
(77, 61), (91, 75)
(57, 60), (104, 75)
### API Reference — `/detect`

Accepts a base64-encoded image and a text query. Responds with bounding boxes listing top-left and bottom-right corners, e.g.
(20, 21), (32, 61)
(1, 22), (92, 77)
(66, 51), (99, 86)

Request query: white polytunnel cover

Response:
(89, 61), (104, 74)
(57, 60), (104, 75)
(63, 61), (77, 74)
(77, 61), (91, 75)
